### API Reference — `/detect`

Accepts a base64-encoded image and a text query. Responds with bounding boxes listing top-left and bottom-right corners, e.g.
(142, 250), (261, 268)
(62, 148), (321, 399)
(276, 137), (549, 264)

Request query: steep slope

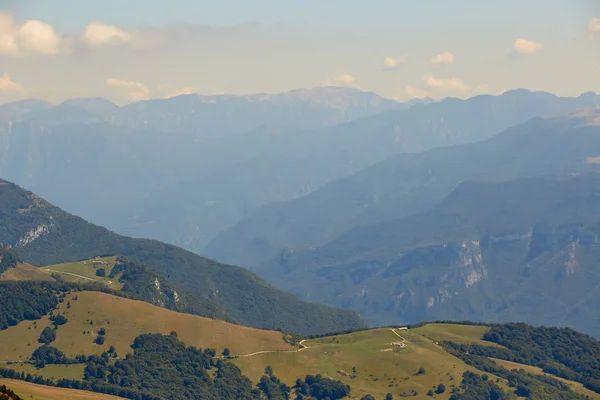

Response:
(0, 179), (366, 335)
(207, 107), (600, 267)
(256, 172), (600, 336)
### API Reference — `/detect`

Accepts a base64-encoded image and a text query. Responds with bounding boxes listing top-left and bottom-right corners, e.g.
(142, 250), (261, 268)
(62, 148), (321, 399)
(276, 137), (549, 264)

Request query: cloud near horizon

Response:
(164, 87), (196, 98)
(404, 75), (493, 99)
(322, 73), (358, 88)
(106, 78), (150, 100)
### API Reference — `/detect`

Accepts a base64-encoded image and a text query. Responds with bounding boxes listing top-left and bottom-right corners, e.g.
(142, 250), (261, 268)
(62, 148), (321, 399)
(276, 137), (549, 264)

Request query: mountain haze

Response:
(1, 89), (598, 255)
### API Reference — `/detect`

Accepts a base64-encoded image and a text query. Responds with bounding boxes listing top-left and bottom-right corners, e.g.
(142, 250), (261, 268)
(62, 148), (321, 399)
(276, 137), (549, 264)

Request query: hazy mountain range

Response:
(2, 86), (600, 335)
(1, 87), (597, 256)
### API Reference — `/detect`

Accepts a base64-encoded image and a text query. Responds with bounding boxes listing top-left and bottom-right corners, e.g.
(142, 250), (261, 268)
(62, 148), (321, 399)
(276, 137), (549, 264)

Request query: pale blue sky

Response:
(0, 0), (598, 103)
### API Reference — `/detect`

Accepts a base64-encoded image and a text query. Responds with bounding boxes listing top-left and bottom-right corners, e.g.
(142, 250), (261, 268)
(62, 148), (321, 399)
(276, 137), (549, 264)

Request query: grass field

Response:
(0, 379), (125, 400)
(411, 323), (501, 347)
(0, 290), (292, 381)
(5, 363), (85, 381)
(42, 257), (121, 289)
(234, 327), (504, 399)
(490, 358), (600, 399)
(0, 263), (54, 282)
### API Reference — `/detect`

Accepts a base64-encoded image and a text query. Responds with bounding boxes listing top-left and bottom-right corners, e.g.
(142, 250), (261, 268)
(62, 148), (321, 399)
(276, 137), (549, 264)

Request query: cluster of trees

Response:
(257, 367), (291, 399)
(444, 343), (586, 399)
(37, 327), (56, 344)
(455, 323), (600, 394)
(0, 384), (22, 400)
(449, 372), (508, 400)
(0, 282), (59, 330)
(0, 247), (20, 274)
(30, 345), (69, 368)
(83, 332), (262, 399)
(293, 374), (351, 400)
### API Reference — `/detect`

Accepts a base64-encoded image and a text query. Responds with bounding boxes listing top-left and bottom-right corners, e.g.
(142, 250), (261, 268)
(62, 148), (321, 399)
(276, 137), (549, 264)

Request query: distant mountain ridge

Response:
(218, 110), (600, 336)
(0, 86), (411, 137)
(1, 88), (598, 261)
(205, 101), (600, 267)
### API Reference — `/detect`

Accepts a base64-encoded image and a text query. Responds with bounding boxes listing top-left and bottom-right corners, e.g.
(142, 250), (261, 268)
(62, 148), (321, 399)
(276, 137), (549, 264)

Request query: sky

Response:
(0, 0), (599, 104)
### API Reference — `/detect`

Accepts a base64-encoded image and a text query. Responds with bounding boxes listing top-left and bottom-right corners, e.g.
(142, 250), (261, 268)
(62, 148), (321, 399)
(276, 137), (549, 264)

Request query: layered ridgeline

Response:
(1, 90), (597, 255)
(256, 172), (600, 336)
(208, 109), (600, 267)
(2, 279), (600, 400)
(0, 87), (408, 137)
(209, 110), (600, 335)
(0, 179), (366, 335)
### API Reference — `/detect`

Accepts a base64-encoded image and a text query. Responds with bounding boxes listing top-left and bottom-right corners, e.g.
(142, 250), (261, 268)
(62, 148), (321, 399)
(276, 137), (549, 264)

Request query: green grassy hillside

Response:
(0, 290), (293, 365)
(1, 291), (597, 400)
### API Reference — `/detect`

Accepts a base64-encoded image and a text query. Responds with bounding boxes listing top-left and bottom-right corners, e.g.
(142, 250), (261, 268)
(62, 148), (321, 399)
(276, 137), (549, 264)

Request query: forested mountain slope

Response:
(0, 179), (366, 335)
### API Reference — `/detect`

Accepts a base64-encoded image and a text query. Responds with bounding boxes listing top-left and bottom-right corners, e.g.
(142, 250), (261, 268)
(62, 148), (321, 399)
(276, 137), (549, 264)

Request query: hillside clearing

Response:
(0, 379), (125, 400)
(43, 257), (121, 289)
(0, 263), (54, 282)
(0, 290), (292, 380)
(234, 327), (506, 399)
(490, 358), (600, 399)
(411, 323), (502, 347)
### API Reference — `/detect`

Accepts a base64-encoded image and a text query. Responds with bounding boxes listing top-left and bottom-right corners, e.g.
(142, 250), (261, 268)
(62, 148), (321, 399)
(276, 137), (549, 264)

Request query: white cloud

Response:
(106, 78), (150, 100)
(589, 17), (600, 37)
(382, 56), (406, 71)
(513, 38), (543, 55)
(165, 87), (196, 98)
(82, 21), (133, 46)
(0, 12), (62, 56)
(404, 85), (430, 99)
(424, 75), (471, 93)
(431, 51), (454, 65)
(322, 73), (358, 87)
(0, 73), (22, 92)
(404, 75), (491, 99)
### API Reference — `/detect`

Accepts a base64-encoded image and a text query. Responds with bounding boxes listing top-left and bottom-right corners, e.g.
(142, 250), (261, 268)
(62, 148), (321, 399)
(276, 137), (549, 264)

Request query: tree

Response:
(360, 395), (375, 400)
(52, 315), (67, 327)
(38, 327), (56, 344)
(385, 393), (394, 400)
(95, 268), (106, 277)
(265, 365), (273, 376)
(436, 383), (446, 394)
(95, 335), (105, 345)
(416, 367), (426, 375)
(222, 348), (231, 357)
(98, 328), (106, 336)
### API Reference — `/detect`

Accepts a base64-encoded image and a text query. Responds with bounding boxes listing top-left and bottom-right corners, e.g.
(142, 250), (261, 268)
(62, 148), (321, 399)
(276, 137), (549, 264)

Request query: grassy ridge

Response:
(0, 291), (293, 371)
(234, 327), (502, 399)
(0, 263), (54, 282)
